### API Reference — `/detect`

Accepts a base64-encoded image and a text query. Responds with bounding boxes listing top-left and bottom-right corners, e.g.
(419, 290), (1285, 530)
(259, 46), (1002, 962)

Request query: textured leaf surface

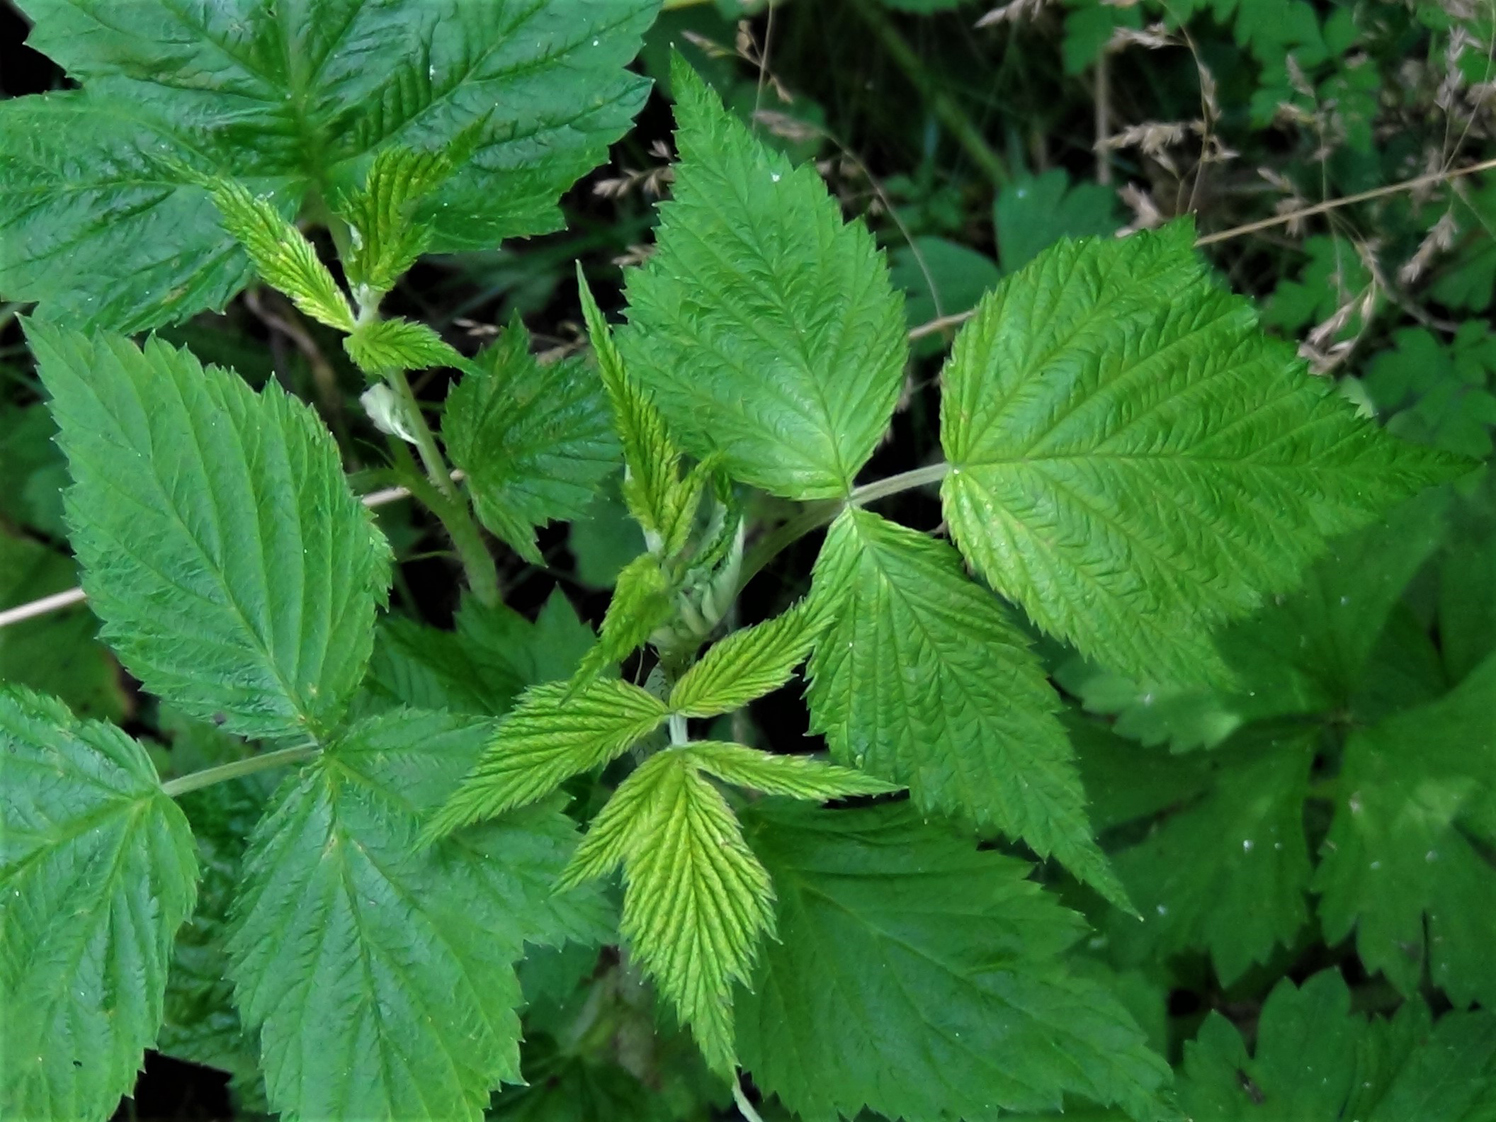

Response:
(735, 801), (1171, 1121)
(428, 678), (666, 836)
(446, 319), (618, 561)
(575, 553), (673, 682)
(806, 508), (1123, 904)
(344, 317), (462, 375)
(669, 602), (820, 717)
(2, 0), (657, 329)
(619, 61), (905, 498)
(229, 709), (607, 1122)
(683, 741), (899, 800)
(1313, 650), (1496, 1009)
(31, 325), (389, 740)
(1178, 970), (1496, 1121)
(940, 220), (1466, 684)
(0, 687), (198, 1122)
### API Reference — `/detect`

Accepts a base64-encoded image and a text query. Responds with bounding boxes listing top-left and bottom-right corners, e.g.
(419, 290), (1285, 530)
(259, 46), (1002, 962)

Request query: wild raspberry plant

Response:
(0, 3), (1491, 1121)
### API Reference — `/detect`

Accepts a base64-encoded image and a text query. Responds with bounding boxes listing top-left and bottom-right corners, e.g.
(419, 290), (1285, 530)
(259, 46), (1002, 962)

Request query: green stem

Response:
(851, 1), (1011, 188)
(386, 368), (502, 606)
(161, 743), (320, 798)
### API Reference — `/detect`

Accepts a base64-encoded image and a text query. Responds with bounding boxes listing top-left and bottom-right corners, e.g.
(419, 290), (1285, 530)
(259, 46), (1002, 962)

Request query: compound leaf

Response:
(619, 60), (906, 499)
(806, 507), (1125, 906)
(30, 325), (390, 741)
(2, 0), (657, 329)
(940, 220), (1468, 685)
(1313, 650), (1496, 1009)
(428, 678), (667, 837)
(228, 708), (607, 1122)
(445, 318), (618, 562)
(669, 602), (821, 717)
(735, 801), (1171, 1122)
(0, 687), (198, 1122)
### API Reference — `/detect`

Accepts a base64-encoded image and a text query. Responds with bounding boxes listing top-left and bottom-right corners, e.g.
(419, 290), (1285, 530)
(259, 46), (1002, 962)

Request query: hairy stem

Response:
(161, 742), (320, 798)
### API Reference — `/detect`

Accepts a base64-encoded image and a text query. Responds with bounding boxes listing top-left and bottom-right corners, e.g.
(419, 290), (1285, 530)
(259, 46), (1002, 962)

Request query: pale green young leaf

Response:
(336, 145), (454, 301)
(1313, 650), (1496, 1009)
(557, 748), (682, 890)
(618, 60), (906, 499)
(806, 508), (1126, 907)
(445, 317), (619, 563)
(735, 801), (1172, 1122)
(229, 709), (608, 1122)
(0, 687), (198, 1122)
(427, 678), (667, 838)
(2, 0), (657, 330)
(577, 271), (692, 552)
(619, 751), (776, 1078)
(343, 316), (462, 376)
(1178, 970), (1496, 1121)
(684, 741), (901, 800)
(574, 553), (674, 683)
(669, 601), (822, 717)
(208, 179), (356, 331)
(30, 325), (391, 741)
(940, 220), (1468, 686)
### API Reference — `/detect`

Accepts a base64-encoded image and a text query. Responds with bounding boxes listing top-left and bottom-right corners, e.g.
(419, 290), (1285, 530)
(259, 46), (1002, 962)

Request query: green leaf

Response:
(445, 317), (619, 562)
(940, 220), (1467, 685)
(455, 590), (599, 688)
(889, 235), (1002, 348)
(574, 553), (674, 683)
(207, 178), (356, 332)
(1, 0), (657, 330)
(1313, 650), (1496, 1009)
(428, 678), (667, 837)
(683, 740), (900, 800)
(806, 507), (1125, 906)
(362, 613), (526, 718)
(30, 325), (391, 741)
(995, 168), (1120, 273)
(563, 749), (773, 1077)
(669, 601), (820, 717)
(1083, 724), (1317, 985)
(577, 273), (694, 554)
(228, 709), (607, 1122)
(336, 144), (457, 302)
(1178, 969), (1496, 1121)
(618, 59), (906, 499)
(0, 687), (198, 1122)
(735, 801), (1171, 1122)
(344, 316), (463, 376)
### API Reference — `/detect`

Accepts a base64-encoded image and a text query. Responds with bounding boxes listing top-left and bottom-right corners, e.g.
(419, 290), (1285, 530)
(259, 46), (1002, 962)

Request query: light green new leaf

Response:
(344, 317), (463, 376)
(427, 678), (667, 837)
(806, 508), (1125, 906)
(669, 602), (821, 717)
(208, 179), (355, 331)
(31, 325), (390, 741)
(1314, 650), (1496, 1009)
(445, 317), (619, 562)
(0, 687), (198, 1122)
(618, 60), (906, 499)
(683, 741), (900, 801)
(735, 801), (1171, 1122)
(336, 144), (456, 301)
(940, 220), (1468, 685)
(229, 709), (608, 1122)
(1178, 970), (1496, 1121)
(577, 272), (693, 553)
(2, 0), (657, 330)
(558, 750), (682, 891)
(574, 553), (674, 683)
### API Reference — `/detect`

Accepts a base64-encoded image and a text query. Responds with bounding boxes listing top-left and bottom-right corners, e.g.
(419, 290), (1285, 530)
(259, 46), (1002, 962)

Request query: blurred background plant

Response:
(2, 0), (1492, 1117)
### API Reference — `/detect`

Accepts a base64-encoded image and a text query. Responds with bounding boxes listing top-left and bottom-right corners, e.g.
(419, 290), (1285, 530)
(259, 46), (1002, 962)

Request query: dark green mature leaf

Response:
(736, 801), (1171, 1122)
(446, 319), (618, 562)
(1314, 650), (1496, 1009)
(2, 0), (658, 330)
(428, 678), (667, 837)
(940, 220), (1467, 685)
(229, 709), (607, 1122)
(806, 507), (1125, 905)
(995, 168), (1120, 273)
(0, 687), (198, 1122)
(619, 60), (906, 499)
(31, 325), (390, 741)
(1178, 970), (1496, 1121)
